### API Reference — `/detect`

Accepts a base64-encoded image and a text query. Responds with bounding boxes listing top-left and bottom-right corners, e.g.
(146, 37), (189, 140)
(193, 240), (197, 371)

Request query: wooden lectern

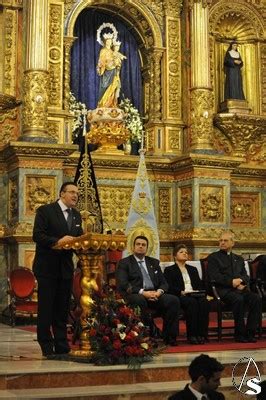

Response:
(54, 232), (126, 357)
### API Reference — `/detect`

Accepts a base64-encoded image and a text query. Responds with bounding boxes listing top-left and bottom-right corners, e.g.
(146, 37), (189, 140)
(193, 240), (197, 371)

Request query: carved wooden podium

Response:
(54, 232), (126, 357)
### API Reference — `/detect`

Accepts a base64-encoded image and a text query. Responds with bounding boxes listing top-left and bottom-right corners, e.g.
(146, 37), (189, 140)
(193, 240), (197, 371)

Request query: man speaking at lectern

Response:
(33, 182), (83, 357)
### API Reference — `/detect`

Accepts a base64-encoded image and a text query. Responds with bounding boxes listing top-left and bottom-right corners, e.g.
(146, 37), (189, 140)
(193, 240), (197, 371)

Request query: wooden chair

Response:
(7, 267), (38, 327)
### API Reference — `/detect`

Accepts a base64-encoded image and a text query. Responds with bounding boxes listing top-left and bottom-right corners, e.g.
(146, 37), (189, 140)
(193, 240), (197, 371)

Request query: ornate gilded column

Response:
(63, 36), (76, 112)
(21, 0), (51, 142)
(163, 1), (184, 155)
(190, 0), (214, 151)
(146, 48), (163, 155)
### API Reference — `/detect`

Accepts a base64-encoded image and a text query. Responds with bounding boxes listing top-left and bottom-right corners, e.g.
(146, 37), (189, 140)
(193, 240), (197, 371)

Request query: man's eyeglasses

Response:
(63, 190), (79, 195)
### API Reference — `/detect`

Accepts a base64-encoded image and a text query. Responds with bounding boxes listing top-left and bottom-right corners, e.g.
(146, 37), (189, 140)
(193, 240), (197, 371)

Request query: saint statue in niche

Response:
(96, 23), (127, 108)
(224, 42), (245, 100)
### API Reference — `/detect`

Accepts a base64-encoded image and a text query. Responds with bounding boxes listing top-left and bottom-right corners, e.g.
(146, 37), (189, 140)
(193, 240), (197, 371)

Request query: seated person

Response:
(168, 353), (225, 400)
(164, 244), (209, 344)
(115, 235), (180, 346)
(207, 230), (262, 343)
(256, 255), (266, 283)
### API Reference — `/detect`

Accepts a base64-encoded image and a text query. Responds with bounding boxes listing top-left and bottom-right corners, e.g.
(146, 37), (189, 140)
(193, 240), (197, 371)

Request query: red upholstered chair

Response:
(7, 267), (38, 327)
(105, 249), (123, 285)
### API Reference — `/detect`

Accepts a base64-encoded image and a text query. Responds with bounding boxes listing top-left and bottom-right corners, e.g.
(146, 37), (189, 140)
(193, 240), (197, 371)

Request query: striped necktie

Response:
(138, 260), (154, 290)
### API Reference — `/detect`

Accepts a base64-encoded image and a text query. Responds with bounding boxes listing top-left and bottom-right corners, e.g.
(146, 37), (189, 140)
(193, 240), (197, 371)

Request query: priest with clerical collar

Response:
(207, 231), (261, 343)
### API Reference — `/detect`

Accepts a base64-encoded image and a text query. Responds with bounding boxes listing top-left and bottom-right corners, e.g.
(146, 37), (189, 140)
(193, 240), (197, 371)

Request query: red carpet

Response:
(18, 323), (266, 354)
(163, 337), (266, 353)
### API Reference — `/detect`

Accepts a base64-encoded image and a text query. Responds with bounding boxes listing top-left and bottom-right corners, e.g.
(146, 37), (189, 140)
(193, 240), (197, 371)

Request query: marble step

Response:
(0, 378), (242, 399)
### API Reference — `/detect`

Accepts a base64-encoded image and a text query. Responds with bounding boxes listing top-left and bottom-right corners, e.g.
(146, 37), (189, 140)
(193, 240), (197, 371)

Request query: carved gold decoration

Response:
(0, 93), (20, 111)
(24, 249), (35, 270)
(64, 0), (76, 19)
(214, 114), (266, 160)
(3, 9), (17, 95)
(8, 176), (18, 222)
(166, 127), (182, 152)
(149, 49), (163, 122)
(53, 232), (126, 357)
(160, 227), (266, 243)
(63, 37), (76, 111)
(166, 17), (182, 120)
(158, 187), (172, 224)
(0, 108), (17, 145)
(22, 70), (49, 137)
(47, 119), (60, 141)
(5, 222), (33, 237)
(165, 0), (183, 16)
(179, 186), (192, 224)
(199, 186), (224, 223)
(209, 2), (264, 41)
(231, 192), (260, 228)
(219, 99), (251, 114)
(87, 108), (129, 154)
(190, 89), (214, 150)
(25, 176), (56, 215)
(48, 2), (63, 108)
(98, 186), (133, 230)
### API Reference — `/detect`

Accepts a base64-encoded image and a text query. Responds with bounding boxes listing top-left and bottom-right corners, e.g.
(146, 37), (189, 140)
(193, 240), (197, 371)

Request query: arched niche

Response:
(209, 1), (264, 114)
(64, 0), (164, 123)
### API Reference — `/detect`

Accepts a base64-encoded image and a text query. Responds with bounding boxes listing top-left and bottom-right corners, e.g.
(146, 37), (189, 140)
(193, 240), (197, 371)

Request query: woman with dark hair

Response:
(164, 244), (209, 344)
(224, 42), (245, 100)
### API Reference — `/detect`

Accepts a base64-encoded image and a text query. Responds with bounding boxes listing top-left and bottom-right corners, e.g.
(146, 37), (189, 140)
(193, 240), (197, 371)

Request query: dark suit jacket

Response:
(32, 201), (83, 279)
(164, 264), (204, 297)
(207, 250), (249, 297)
(168, 384), (225, 400)
(116, 254), (168, 297)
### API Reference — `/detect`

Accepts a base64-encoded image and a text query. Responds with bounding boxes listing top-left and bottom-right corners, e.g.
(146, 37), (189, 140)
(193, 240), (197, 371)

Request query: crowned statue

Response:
(87, 23), (129, 154)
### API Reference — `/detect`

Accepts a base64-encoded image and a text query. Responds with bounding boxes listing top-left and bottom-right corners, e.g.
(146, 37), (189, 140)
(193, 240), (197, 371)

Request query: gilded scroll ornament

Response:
(200, 186), (223, 223)
(8, 177), (18, 222)
(213, 114), (266, 160)
(158, 188), (171, 224)
(98, 186), (133, 229)
(22, 70), (49, 132)
(180, 187), (192, 223)
(231, 193), (260, 228)
(49, 3), (63, 107)
(167, 18), (181, 118)
(4, 9), (17, 95)
(190, 89), (214, 150)
(26, 177), (55, 215)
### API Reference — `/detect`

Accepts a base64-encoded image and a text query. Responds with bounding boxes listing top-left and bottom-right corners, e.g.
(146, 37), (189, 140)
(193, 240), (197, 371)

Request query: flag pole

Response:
(83, 111), (88, 234)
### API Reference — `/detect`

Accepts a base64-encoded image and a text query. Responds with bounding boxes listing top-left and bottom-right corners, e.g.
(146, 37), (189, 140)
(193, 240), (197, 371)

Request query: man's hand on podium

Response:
(57, 235), (75, 246)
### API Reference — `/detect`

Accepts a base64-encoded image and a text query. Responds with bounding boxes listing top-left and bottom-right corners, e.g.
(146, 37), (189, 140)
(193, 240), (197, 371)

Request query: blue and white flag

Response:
(124, 150), (160, 259)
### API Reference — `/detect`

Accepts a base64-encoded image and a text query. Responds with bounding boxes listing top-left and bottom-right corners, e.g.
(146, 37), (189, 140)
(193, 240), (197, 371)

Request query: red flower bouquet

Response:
(86, 285), (156, 368)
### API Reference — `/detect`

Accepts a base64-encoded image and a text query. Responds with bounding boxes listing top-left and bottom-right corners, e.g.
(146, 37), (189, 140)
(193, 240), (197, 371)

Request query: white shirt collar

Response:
(58, 199), (69, 212)
(188, 385), (208, 400)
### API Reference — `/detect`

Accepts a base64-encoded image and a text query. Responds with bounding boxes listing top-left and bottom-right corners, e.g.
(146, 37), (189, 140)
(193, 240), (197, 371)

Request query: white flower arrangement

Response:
(119, 98), (143, 143)
(69, 92), (87, 142)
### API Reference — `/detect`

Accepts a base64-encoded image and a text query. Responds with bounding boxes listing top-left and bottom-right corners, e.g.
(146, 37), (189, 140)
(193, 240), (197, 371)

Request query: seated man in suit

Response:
(116, 235), (180, 346)
(168, 354), (225, 400)
(207, 231), (262, 343)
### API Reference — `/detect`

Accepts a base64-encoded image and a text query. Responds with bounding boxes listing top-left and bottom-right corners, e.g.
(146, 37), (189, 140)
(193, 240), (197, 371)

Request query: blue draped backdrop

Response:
(70, 9), (143, 113)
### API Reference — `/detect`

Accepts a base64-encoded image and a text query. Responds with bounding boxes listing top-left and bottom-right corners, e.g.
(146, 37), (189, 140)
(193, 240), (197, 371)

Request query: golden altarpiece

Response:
(0, 0), (265, 311)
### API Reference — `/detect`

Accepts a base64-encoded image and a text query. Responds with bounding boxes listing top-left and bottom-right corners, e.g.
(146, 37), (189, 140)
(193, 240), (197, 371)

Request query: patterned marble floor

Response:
(0, 323), (265, 399)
